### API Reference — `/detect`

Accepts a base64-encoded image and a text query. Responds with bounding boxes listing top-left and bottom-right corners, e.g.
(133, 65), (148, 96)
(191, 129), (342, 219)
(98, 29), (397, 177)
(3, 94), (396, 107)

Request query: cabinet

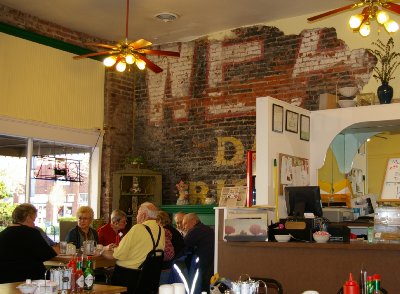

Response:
(112, 168), (162, 227)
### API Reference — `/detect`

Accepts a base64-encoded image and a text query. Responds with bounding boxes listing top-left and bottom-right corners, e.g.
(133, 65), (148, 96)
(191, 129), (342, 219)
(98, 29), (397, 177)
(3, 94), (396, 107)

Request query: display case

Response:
(112, 168), (162, 228)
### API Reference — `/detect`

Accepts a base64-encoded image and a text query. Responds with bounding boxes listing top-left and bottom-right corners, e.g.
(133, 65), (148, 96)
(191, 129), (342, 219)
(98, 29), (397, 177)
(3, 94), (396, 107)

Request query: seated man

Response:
(174, 211), (185, 235)
(182, 213), (214, 293)
(101, 202), (165, 293)
(97, 209), (127, 246)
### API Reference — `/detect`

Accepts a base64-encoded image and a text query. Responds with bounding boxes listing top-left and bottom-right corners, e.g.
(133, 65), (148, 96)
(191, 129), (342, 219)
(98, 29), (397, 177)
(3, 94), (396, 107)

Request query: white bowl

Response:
(338, 99), (356, 108)
(338, 87), (358, 97)
(16, 284), (37, 294)
(313, 232), (330, 243)
(32, 280), (58, 294)
(275, 234), (291, 242)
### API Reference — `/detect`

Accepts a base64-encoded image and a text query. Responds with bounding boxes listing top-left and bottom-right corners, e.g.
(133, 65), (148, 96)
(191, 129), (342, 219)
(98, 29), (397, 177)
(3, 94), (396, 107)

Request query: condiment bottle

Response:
(372, 274), (382, 294)
(75, 258), (84, 292)
(343, 273), (360, 294)
(84, 255), (95, 290)
(366, 276), (373, 294)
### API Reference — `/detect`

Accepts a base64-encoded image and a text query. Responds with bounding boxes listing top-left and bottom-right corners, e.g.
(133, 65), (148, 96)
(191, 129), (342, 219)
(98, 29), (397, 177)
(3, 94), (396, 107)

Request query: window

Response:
(79, 193), (89, 205)
(67, 194), (75, 203)
(0, 129), (100, 242)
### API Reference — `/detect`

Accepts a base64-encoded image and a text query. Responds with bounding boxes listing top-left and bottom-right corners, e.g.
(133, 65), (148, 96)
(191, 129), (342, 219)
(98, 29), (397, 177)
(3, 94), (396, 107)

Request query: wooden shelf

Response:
(112, 168), (162, 217)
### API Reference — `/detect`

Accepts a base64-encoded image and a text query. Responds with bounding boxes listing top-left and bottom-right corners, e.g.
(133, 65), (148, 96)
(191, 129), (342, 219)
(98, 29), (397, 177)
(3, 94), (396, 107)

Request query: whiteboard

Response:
(381, 158), (400, 199)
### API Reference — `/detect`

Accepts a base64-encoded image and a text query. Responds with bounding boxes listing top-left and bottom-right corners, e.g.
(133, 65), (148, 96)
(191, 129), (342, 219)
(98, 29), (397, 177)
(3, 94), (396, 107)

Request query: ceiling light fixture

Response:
(308, 1), (400, 37)
(73, 0), (180, 73)
(349, 5), (399, 37)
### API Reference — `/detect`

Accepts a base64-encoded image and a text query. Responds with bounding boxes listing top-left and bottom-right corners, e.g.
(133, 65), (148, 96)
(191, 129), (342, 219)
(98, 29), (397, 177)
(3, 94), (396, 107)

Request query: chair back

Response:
(253, 277), (284, 294)
(59, 221), (77, 242)
(134, 249), (164, 293)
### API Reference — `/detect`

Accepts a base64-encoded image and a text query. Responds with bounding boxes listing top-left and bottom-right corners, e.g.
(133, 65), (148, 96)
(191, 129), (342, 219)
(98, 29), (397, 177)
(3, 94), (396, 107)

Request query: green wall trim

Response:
(0, 22), (101, 61)
(160, 204), (217, 214)
(160, 204), (216, 226)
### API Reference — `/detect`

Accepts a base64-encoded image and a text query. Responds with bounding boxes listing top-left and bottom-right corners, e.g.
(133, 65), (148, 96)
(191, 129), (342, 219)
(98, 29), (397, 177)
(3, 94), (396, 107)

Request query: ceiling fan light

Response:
(349, 15), (363, 29)
(136, 59), (146, 70)
(116, 61), (127, 72)
(359, 22), (371, 37)
(376, 10), (389, 25)
(103, 56), (117, 67)
(384, 20), (399, 33)
(125, 54), (135, 64)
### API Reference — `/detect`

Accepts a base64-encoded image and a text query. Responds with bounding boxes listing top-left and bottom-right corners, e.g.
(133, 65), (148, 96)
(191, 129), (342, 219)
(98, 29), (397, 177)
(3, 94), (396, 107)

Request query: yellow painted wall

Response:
(318, 134), (400, 198)
(0, 33), (105, 130)
(318, 147), (346, 193)
(264, 9), (400, 99)
(367, 133), (400, 197)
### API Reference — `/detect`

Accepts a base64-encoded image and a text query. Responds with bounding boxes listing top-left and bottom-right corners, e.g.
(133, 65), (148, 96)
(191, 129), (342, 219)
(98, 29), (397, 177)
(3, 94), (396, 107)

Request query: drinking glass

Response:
(59, 241), (67, 255)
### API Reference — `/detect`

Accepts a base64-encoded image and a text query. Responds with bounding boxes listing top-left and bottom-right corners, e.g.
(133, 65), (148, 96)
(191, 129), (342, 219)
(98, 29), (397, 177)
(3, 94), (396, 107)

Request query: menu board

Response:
(381, 158), (400, 199)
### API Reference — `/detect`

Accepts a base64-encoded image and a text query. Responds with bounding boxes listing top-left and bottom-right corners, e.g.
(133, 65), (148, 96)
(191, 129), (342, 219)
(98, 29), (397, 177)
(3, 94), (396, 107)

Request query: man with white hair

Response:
(174, 211), (185, 235)
(102, 202), (165, 293)
(97, 209), (127, 246)
(182, 213), (214, 293)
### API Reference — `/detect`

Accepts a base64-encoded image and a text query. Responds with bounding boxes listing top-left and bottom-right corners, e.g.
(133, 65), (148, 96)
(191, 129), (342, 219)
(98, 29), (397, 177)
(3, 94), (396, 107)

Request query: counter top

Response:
(223, 240), (400, 250)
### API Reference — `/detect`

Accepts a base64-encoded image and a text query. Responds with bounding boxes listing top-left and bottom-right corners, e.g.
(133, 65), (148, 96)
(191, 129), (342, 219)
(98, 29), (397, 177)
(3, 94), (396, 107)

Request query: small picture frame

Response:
(356, 93), (376, 106)
(219, 186), (247, 207)
(285, 110), (298, 133)
(300, 114), (310, 141)
(272, 104), (284, 133)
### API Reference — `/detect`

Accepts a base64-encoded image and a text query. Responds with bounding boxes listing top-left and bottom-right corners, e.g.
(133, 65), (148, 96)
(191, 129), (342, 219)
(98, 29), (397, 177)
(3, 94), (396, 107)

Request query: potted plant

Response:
(124, 155), (145, 169)
(368, 37), (400, 104)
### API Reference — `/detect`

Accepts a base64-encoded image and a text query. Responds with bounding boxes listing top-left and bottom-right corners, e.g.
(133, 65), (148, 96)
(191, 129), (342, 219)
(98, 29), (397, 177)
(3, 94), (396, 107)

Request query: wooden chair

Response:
(133, 249), (164, 293)
(59, 221), (77, 242)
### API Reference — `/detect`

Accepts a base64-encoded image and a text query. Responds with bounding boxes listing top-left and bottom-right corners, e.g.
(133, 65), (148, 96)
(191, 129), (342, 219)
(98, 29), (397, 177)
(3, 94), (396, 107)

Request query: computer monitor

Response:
(284, 186), (323, 217)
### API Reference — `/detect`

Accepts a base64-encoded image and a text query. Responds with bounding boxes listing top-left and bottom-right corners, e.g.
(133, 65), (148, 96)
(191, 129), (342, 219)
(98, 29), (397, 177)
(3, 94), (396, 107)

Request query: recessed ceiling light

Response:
(154, 12), (179, 22)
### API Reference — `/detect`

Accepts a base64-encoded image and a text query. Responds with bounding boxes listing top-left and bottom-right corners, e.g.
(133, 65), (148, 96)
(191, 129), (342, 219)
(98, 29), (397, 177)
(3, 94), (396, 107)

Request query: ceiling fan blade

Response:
(73, 50), (116, 60)
(129, 39), (153, 49)
(307, 4), (358, 22)
(138, 49), (180, 57)
(85, 43), (118, 50)
(136, 54), (163, 73)
(383, 2), (400, 14)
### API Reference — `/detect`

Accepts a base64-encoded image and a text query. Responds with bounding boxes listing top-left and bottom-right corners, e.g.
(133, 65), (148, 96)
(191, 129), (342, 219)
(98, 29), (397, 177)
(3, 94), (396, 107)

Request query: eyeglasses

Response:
(78, 216), (92, 221)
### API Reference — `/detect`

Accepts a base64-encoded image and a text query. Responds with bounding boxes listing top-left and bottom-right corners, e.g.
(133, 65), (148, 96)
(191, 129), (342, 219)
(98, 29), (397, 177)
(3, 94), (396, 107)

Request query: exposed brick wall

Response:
(133, 26), (376, 204)
(1, 5), (376, 214)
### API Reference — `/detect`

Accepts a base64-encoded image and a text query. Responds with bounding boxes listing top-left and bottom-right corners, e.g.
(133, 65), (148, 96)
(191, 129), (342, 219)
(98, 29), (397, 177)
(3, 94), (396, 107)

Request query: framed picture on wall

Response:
(300, 114), (310, 141)
(272, 104), (284, 133)
(285, 110), (298, 133)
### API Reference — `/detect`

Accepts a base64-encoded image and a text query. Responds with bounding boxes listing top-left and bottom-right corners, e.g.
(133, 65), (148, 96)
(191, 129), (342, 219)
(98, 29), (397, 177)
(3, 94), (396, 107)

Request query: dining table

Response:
(0, 281), (127, 294)
(45, 254), (116, 269)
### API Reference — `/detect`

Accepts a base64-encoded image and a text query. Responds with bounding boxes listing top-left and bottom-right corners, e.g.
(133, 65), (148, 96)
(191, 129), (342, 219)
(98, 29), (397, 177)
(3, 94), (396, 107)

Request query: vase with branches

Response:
(368, 37), (400, 104)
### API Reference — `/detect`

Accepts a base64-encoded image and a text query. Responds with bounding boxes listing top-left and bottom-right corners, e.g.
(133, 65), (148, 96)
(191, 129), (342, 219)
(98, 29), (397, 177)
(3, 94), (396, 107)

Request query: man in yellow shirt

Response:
(102, 202), (165, 293)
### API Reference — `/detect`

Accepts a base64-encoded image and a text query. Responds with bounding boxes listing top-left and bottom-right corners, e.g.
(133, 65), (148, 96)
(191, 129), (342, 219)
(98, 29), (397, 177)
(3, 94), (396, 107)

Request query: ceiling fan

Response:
(307, 0), (400, 36)
(73, 0), (180, 73)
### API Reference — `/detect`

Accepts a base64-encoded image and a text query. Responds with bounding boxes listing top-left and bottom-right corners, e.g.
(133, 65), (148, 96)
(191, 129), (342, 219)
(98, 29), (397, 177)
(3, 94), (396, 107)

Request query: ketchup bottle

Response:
(343, 273), (360, 294)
